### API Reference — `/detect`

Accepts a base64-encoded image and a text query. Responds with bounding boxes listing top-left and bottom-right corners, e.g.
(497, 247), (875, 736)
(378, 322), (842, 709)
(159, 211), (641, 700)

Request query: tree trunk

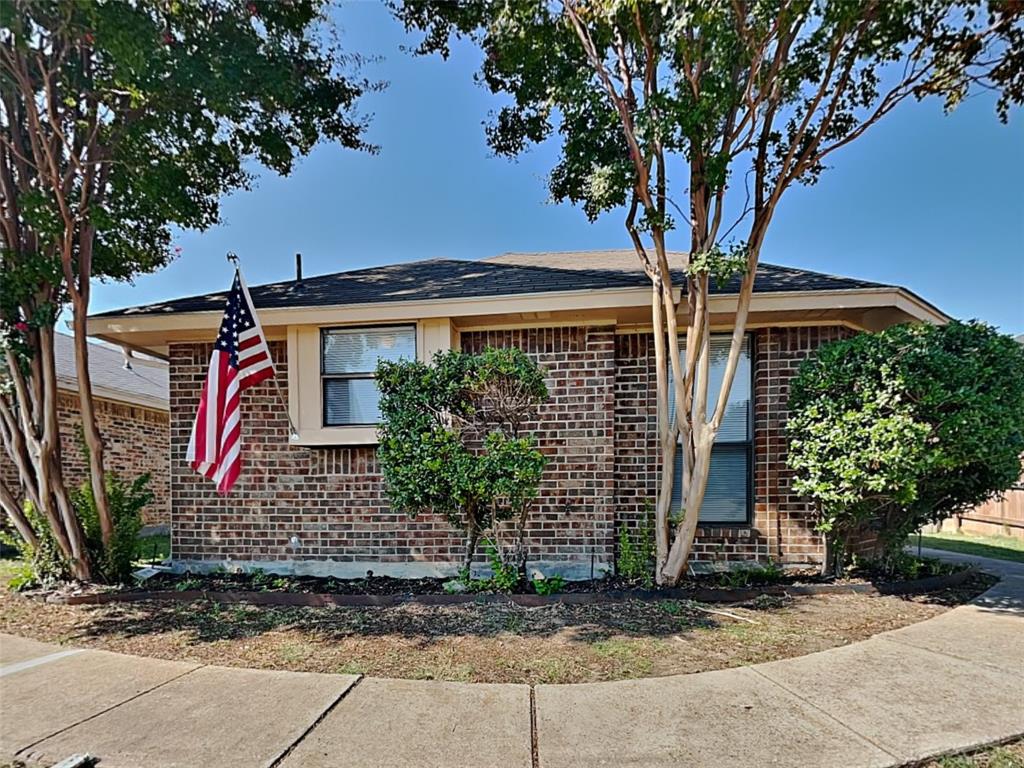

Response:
(0, 479), (38, 550)
(820, 535), (836, 577)
(66, 223), (114, 549)
(70, 294), (114, 548)
(463, 510), (480, 575)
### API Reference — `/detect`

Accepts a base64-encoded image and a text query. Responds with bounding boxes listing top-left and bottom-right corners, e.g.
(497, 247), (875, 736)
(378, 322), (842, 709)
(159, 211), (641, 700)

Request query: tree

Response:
(376, 347), (548, 573)
(787, 321), (1024, 572)
(1, 0), (375, 579)
(394, 0), (1021, 584)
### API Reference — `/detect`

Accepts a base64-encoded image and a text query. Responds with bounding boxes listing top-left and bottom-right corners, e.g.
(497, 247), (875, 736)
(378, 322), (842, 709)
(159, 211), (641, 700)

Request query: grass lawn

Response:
(918, 530), (1024, 564)
(134, 533), (170, 564)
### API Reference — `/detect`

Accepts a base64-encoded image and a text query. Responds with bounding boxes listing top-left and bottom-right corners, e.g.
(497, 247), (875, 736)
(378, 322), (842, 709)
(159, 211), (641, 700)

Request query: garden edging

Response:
(53, 566), (975, 607)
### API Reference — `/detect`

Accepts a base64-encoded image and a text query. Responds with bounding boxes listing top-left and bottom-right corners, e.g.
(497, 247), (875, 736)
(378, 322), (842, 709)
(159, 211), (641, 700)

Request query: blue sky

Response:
(91, 1), (1024, 335)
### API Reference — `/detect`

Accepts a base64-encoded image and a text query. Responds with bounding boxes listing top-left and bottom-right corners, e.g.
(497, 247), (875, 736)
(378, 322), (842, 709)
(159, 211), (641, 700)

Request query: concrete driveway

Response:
(2, 551), (1022, 768)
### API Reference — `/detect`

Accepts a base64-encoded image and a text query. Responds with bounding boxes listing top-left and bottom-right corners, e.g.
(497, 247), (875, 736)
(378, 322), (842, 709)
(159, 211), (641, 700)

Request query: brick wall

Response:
(461, 327), (617, 572)
(169, 328), (617, 576)
(613, 325), (854, 566)
(0, 390), (169, 526)
(165, 324), (851, 575)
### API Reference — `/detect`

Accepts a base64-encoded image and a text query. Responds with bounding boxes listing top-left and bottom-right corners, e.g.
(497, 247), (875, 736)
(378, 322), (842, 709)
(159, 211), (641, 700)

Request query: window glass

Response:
(667, 334), (752, 524)
(321, 326), (415, 426)
(322, 327), (416, 374)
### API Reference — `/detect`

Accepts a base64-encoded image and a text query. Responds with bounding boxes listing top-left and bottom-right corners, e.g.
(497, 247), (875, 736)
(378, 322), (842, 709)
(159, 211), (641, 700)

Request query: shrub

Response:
(788, 321), (1024, 572)
(71, 472), (153, 584)
(0, 502), (69, 589)
(533, 574), (566, 596)
(377, 346), (548, 573)
(617, 512), (655, 587)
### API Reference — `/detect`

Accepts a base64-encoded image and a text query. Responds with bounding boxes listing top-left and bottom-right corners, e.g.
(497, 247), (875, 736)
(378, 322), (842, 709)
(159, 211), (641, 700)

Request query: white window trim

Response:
(287, 318), (455, 446)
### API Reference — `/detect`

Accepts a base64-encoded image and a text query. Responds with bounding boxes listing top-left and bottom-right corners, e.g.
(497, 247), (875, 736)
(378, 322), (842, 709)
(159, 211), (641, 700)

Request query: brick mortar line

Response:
(267, 675), (364, 768)
(15, 663), (205, 759)
(745, 666), (901, 765)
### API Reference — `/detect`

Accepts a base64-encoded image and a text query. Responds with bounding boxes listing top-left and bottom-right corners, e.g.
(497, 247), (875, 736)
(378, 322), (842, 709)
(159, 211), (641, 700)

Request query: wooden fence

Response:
(945, 483), (1024, 538)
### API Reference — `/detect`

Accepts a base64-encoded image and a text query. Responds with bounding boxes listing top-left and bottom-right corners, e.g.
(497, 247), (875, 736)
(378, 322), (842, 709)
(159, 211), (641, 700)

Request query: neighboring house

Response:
(87, 250), (948, 577)
(1, 333), (170, 526)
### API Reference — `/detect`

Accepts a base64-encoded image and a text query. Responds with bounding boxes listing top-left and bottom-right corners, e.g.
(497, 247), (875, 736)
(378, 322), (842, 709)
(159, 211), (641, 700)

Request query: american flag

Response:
(186, 269), (275, 494)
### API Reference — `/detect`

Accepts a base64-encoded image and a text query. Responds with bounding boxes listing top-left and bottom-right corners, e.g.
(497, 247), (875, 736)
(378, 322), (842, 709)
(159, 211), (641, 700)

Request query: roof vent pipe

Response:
(295, 252), (302, 282)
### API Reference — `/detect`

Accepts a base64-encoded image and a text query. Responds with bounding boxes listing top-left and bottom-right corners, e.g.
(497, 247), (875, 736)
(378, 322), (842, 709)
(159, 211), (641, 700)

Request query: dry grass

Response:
(0, 567), (991, 684)
(923, 739), (1024, 768)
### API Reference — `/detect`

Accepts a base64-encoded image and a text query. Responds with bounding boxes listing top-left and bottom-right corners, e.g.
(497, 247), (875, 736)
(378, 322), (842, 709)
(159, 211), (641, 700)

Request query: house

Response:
(0, 333), (170, 526)
(86, 250), (948, 577)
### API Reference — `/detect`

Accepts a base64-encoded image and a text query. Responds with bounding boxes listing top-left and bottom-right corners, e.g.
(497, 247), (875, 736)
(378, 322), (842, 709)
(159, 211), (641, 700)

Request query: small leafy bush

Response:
(532, 574), (566, 596)
(0, 501), (71, 588)
(485, 541), (521, 592)
(73, 472), (153, 584)
(4, 471), (152, 588)
(617, 513), (655, 586)
(716, 560), (785, 589)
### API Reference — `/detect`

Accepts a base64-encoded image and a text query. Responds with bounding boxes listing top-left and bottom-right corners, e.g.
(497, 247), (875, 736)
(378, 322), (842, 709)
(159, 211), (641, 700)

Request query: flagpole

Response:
(227, 252), (300, 442)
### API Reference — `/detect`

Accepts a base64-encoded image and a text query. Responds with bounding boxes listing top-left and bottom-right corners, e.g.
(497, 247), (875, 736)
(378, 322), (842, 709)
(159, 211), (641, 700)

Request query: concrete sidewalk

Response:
(1, 551), (1021, 768)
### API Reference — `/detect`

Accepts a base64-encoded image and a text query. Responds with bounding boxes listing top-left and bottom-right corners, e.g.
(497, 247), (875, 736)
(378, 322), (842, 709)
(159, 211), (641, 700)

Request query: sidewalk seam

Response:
(529, 685), (539, 768)
(746, 666), (900, 765)
(267, 674), (364, 768)
(15, 663), (205, 759)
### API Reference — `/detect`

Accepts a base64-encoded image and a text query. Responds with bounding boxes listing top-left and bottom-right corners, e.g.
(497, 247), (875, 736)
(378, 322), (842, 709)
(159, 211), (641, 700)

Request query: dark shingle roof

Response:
(94, 250), (891, 318)
(54, 333), (168, 408)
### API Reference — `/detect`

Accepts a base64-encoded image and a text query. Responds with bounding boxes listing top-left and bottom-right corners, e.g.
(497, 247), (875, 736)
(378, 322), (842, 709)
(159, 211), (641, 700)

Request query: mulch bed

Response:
(42, 561), (975, 608)
(0, 569), (998, 685)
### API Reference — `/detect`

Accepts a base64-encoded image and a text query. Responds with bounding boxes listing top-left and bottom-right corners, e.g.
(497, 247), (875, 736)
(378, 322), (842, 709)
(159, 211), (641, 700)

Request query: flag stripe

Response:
(186, 268), (276, 496)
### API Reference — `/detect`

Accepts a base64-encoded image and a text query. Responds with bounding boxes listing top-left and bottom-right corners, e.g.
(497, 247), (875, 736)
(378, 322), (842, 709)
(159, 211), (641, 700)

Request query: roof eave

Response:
(86, 284), (948, 355)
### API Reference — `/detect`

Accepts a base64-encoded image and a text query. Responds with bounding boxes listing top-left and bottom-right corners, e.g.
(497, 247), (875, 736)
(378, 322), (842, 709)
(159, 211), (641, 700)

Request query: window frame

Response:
(672, 332), (755, 527)
(320, 324), (417, 428)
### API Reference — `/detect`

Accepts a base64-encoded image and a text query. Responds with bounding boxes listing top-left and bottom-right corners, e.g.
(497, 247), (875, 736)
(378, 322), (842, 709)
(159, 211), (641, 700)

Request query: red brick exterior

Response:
(1, 390), (169, 526)
(166, 324), (853, 575)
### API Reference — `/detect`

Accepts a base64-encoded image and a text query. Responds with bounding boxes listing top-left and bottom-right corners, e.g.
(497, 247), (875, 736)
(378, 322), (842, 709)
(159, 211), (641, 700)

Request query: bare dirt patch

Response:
(0, 571), (993, 684)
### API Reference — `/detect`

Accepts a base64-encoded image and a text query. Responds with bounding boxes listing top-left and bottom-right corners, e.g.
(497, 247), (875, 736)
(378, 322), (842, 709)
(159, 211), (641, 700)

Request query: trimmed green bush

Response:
(787, 321), (1024, 572)
(376, 347), (548, 573)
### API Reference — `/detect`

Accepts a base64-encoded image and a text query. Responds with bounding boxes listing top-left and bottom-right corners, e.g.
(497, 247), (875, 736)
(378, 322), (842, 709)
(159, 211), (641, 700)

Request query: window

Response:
(669, 334), (752, 524)
(321, 326), (416, 426)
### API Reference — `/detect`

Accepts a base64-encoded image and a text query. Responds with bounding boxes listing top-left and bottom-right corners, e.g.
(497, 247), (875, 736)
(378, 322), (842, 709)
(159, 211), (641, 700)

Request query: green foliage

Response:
(393, 1), (1019, 227)
(1, 0), (375, 364)
(0, 502), (71, 588)
(616, 514), (655, 587)
(686, 244), (749, 289)
(485, 540), (521, 592)
(716, 560), (785, 589)
(788, 321), (1024, 565)
(71, 472), (153, 584)
(532, 574), (566, 596)
(376, 347), (548, 568)
(135, 533), (170, 564)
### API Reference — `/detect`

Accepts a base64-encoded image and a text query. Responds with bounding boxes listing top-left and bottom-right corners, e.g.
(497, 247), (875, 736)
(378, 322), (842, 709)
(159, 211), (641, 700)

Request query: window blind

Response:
(321, 326), (416, 426)
(667, 334), (752, 524)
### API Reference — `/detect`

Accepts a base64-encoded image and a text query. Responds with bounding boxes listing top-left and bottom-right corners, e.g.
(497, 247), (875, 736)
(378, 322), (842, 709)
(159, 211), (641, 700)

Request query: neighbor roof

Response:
(54, 332), (168, 410)
(93, 250), (892, 318)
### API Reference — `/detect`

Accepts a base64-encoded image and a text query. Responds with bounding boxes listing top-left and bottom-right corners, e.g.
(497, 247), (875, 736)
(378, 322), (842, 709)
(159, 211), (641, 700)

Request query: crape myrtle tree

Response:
(0, 0), (375, 580)
(787, 321), (1024, 573)
(376, 347), (548, 574)
(394, 0), (1022, 585)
